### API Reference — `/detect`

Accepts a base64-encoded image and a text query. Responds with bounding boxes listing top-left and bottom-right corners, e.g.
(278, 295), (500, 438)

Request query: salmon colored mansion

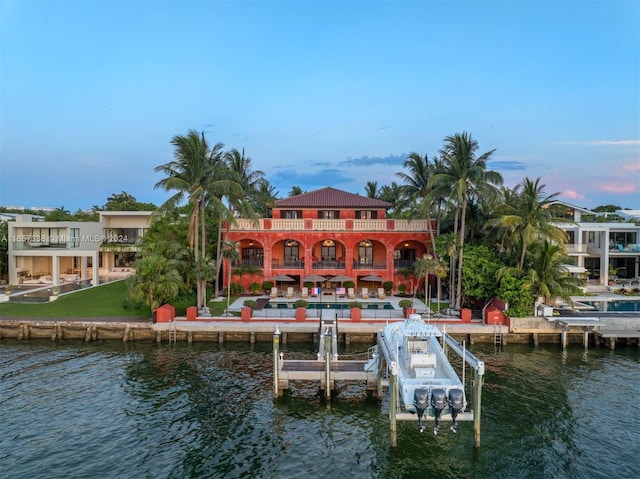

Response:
(223, 186), (434, 295)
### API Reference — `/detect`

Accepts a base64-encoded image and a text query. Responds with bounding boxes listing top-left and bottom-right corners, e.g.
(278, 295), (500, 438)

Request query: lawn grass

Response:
(0, 281), (151, 318)
(0, 280), (242, 319)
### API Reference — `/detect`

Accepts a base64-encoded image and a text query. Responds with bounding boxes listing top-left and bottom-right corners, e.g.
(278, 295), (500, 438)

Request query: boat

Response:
(377, 314), (467, 434)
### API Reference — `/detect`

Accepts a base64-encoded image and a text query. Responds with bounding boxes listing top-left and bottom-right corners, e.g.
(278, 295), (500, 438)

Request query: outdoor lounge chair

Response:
(347, 287), (356, 299)
(301, 287), (309, 298)
(270, 287), (278, 298)
(361, 287), (369, 299)
(285, 287), (294, 299)
(377, 287), (386, 299)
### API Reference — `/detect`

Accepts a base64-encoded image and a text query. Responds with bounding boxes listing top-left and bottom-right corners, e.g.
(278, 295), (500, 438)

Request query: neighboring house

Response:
(548, 201), (640, 286)
(7, 211), (152, 287)
(224, 186), (435, 294)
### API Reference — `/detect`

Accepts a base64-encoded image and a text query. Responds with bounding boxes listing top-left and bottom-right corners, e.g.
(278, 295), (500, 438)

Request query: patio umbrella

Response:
(302, 274), (327, 283)
(272, 274), (295, 287)
(360, 274), (384, 282)
(329, 274), (354, 284)
(272, 274), (295, 282)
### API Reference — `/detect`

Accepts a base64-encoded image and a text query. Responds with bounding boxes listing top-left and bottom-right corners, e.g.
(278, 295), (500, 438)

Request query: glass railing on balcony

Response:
(610, 243), (640, 253)
(565, 244), (588, 254)
(11, 241), (70, 250)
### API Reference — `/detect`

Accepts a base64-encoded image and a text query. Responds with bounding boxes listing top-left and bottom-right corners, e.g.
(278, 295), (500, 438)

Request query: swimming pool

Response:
(264, 301), (394, 310)
(578, 300), (640, 312)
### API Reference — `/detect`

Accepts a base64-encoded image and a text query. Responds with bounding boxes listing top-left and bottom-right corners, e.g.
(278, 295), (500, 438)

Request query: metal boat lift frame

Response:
(377, 327), (486, 448)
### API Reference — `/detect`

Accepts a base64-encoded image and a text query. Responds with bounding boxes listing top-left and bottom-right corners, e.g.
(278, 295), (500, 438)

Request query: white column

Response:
(92, 252), (100, 286)
(52, 255), (60, 287)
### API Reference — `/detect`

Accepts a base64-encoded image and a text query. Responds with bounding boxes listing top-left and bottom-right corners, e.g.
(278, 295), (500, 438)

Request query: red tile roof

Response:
(275, 187), (393, 209)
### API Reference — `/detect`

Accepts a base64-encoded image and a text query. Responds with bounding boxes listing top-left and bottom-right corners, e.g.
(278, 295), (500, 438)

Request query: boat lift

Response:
(272, 314), (486, 448)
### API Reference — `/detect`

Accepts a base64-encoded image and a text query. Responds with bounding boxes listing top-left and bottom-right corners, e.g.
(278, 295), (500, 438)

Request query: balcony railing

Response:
(272, 260), (305, 269)
(11, 242), (71, 250)
(231, 218), (433, 232)
(566, 244), (588, 254)
(610, 243), (640, 253)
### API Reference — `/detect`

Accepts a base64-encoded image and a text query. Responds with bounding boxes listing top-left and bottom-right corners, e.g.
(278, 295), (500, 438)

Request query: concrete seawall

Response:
(0, 316), (637, 348)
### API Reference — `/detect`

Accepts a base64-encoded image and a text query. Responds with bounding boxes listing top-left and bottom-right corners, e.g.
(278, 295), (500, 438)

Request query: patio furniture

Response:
(301, 287), (309, 298)
(285, 287), (294, 299)
(377, 287), (386, 299)
(347, 287), (356, 299)
(270, 287), (278, 298)
(361, 287), (369, 299)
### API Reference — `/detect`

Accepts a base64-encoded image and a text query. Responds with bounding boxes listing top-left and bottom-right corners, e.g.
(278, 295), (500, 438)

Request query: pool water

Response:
(264, 301), (394, 310)
(579, 300), (640, 312)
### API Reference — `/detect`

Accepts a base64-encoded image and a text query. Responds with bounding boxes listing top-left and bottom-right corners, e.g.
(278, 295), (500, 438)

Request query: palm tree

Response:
(378, 181), (409, 217)
(154, 130), (225, 310)
(523, 240), (583, 307)
(487, 177), (567, 271)
(397, 152), (438, 259)
(126, 253), (184, 310)
(105, 191), (137, 210)
(365, 181), (379, 198)
(397, 152), (448, 301)
(289, 186), (304, 197)
(414, 253), (448, 303)
(431, 132), (503, 309)
(251, 180), (279, 217)
(215, 148), (263, 298)
(221, 240), (240, 316)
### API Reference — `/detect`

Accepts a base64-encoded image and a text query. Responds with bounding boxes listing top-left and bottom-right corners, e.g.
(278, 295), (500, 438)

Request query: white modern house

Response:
(548, 201), (640, 286)
(6, 211), (153, 288)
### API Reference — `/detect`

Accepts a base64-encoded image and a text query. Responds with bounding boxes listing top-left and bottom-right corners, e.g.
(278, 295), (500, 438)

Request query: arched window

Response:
(284, 240), (299, 261)
(321, 239), (336, 261)
(359, 240), (373, 265)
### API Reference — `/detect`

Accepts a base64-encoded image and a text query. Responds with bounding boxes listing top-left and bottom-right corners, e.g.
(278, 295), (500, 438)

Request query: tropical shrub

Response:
(343, 280), (355, 289)
(347, 301), (362, 309)
(294, 299), (309, 308)
(398, 299), (413, 309)
(383, 281), (393, 293)
(243, 299), (257, 309)
(249, 282), (261, 294)
(262, 280), (274, 292)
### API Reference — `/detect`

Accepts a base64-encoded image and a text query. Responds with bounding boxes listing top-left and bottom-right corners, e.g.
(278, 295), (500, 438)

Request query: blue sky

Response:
(1, 0), (639, 211)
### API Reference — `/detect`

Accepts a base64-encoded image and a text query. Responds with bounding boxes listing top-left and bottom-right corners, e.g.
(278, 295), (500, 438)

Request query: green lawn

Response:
(0, 281), (151, 318)
(0, 281), (239, 319)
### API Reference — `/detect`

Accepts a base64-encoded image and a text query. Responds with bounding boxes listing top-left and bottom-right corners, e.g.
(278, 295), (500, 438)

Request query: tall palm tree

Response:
(221, 239), (240, 316)
(251, 180), (279, 217)
(431, 132), (503, 309)
(378, 181), (409, 217)
(154, 130), (225, 310)
(487, 177), (567, 270)
(396, 152), (443, 299)
(365, 181), (379, 198)
(214, 148), (263, 298)
(396, 152), (438, 257)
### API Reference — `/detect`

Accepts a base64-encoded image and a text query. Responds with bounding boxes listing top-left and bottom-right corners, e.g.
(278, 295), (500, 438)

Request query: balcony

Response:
(12, 241), (72, 250)
(610, 244), (640, 254)
(230, 218), (433, 232)
(272, 260), (305, 270)
(565, 244), (588, 254)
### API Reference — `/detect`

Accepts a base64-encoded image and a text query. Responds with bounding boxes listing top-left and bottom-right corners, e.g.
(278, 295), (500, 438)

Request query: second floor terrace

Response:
(228, 218), (434, 232)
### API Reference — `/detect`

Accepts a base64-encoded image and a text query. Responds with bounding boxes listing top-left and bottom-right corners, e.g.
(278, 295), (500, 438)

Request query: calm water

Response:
(1, 339), (639, 479)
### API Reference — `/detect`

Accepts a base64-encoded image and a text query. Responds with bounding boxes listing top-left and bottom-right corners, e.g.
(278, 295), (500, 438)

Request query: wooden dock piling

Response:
(389, 362), (397, 448)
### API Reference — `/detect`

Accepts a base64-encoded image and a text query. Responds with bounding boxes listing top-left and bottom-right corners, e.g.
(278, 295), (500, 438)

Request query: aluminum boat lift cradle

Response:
(374, 314), (485, 441)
